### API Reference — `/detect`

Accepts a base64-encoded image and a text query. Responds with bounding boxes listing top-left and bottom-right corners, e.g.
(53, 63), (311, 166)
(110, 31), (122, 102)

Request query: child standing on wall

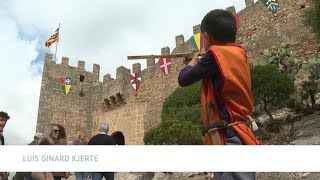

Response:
(178, 9), (260, 180)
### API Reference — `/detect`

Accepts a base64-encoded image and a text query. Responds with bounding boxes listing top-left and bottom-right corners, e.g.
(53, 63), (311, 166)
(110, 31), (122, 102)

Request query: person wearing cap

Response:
(88, 122), (115, 180)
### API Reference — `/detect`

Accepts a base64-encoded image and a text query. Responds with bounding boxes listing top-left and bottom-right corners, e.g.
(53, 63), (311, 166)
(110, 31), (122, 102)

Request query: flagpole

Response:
(54, 23), (60, 61)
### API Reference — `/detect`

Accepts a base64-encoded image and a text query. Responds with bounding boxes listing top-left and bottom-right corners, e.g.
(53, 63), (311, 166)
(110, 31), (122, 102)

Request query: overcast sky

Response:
(0, 0), (255, 144)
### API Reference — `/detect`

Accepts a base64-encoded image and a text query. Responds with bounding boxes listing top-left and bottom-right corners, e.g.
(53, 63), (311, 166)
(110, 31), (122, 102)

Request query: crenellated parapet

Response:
(103, 74), (114, 83)
(93, 64), (100, 78)
(161, 47), (170, 55)
(226, 6), (236, 15)
(245, 0), (255, 7)
(193, 25), (201, 35)
(61, 57), (69, 66)
(43, 53), (100, 83)
(132, 63), (141, 73)
(175, 35), (185, 47)
(147, 58), (155, 68)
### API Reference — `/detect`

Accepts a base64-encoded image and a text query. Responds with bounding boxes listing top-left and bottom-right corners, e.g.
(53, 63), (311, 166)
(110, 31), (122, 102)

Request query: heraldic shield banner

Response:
(58, 76), (72, 95)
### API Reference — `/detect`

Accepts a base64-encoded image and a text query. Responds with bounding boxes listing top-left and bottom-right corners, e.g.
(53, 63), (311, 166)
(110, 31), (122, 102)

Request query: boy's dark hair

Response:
(0, 111), (10, 120)
(200, 9), (237, 43)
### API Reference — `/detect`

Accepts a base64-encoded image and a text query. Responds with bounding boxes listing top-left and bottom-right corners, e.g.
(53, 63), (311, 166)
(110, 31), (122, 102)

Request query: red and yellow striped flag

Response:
(45, 28), (59, 47)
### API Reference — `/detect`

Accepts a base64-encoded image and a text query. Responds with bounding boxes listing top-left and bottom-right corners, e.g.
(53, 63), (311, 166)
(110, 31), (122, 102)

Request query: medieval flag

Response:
(130, 72), (142, 91)
(159, 57), (171, 75)
(261, 0), (279, 13)
(58, 76), (72, 95)
(190, 33), (204, 51)
(45, 27), (59, 47)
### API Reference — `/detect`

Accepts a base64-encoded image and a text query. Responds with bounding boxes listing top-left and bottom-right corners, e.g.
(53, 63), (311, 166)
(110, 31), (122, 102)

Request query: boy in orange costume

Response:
(178, 9), (260, 180)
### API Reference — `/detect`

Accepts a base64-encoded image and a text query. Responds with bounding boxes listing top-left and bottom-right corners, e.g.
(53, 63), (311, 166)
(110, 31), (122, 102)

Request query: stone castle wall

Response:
(37, 0), (318, 144)
(237, 0), (317, 62)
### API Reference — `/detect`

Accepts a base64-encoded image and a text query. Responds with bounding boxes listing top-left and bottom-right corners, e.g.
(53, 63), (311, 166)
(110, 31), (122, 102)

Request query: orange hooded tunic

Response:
(201, 45), (260, 145)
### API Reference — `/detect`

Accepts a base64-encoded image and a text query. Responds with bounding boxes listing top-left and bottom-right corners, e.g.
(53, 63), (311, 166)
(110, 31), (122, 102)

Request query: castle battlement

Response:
(245, 0), (254, 7)
(175, 35), (185, 47)
(45, 53), (100, 76)
(44, 53), (100, 83)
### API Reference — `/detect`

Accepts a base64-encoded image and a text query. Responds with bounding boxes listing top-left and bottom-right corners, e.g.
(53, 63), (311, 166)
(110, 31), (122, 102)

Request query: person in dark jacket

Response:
(88, 122), (115, 180)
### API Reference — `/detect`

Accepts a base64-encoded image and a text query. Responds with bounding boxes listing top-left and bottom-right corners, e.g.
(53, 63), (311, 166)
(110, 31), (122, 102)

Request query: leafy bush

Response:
(161, 81), (202, 126)
(144, 81), (203, 145)
(143, 120), (203, 145)
(251, 64), (295, 120)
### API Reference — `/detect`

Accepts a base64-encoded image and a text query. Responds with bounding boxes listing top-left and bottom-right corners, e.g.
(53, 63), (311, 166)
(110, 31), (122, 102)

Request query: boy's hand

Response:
(188, 51), (202, 67)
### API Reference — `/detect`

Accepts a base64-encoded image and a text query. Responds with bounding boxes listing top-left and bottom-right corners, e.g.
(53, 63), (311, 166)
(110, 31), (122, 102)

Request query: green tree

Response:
(144, 82), (203, 145)
(303, 0), (320, 40)
(143, 120), (203, 145)
(251, 64), (295, 121)
(161, 81), (202, 127)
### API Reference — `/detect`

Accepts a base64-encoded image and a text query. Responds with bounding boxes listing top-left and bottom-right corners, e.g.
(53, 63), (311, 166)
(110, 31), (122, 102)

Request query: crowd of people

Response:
(0, 111), (124, 180)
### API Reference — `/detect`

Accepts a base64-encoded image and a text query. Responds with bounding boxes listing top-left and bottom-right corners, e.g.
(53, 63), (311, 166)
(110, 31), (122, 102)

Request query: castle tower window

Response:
(116, 93), (125, 105)
(104, 98), (112, 111)
(110, 96), (117, 107)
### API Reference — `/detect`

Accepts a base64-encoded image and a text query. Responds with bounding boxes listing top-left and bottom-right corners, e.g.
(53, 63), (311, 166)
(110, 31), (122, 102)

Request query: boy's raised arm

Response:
(178, 52), (218, 87)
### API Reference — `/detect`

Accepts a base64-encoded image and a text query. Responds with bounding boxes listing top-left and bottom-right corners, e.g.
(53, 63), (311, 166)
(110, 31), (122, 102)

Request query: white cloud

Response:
(0, 0), (246, 144)
(0, 15), (40, 144)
